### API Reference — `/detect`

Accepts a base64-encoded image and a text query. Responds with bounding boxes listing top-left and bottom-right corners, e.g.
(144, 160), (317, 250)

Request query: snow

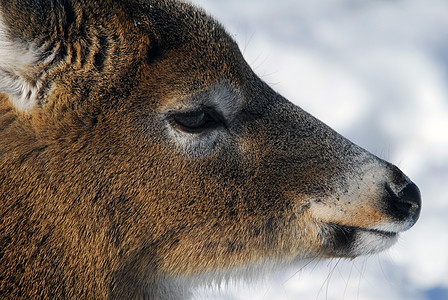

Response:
(188, 0), (448, 299)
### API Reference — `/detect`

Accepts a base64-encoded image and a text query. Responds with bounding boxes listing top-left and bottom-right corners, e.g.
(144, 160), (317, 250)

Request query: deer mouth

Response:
(325, 224), (399, 258)
(360, 227), (398, 238)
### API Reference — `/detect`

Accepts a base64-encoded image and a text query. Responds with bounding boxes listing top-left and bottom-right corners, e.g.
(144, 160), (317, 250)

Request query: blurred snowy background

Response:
(188, 0), (448, 299)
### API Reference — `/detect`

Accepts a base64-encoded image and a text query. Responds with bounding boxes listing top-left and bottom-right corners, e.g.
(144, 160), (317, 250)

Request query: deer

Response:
(0, 0), (421, 299)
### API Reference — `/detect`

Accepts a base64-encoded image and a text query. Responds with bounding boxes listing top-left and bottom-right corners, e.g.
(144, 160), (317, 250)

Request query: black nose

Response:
(386, 182), (422, 223)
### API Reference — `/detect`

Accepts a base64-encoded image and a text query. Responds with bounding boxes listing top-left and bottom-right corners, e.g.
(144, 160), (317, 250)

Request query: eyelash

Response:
(168, 109), (224, 133)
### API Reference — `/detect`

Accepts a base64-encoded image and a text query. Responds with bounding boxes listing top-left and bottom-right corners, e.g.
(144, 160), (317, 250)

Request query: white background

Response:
(188, 0), (448, 299)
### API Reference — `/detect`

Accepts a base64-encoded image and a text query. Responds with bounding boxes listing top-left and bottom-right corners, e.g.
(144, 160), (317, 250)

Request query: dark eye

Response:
(169, 110), (222, 133)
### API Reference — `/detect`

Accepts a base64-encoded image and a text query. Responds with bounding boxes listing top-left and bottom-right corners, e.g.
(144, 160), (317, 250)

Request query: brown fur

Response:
(0, 0), (421, 299)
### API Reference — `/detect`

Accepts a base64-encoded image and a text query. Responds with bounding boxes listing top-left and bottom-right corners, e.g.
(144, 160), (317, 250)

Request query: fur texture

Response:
(0, 0), (421, 299)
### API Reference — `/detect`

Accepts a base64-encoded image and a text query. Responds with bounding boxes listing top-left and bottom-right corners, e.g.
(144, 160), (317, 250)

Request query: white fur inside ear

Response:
(0, 14), (45, 112)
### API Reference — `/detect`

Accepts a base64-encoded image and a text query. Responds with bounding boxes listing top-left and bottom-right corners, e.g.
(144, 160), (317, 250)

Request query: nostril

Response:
(385, 182), (422, 222)
(398, 183), (421, 206)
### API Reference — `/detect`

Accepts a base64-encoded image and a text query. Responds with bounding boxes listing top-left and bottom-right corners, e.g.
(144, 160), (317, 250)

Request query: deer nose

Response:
(386, 182), (422, 224)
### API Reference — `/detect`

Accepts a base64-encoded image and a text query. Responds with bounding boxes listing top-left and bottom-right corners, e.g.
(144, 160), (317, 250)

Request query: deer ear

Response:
(0, 12), (53, 112)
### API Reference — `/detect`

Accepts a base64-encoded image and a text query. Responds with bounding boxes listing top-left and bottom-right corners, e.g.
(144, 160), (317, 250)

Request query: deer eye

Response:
(169, 109), (223, 133)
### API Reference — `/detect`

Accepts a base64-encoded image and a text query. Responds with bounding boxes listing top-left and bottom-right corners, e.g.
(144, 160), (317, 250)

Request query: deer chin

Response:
(324, 224), (399, 258)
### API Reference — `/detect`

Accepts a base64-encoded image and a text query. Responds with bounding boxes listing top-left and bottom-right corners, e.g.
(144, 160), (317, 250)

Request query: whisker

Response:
(343, 260), (355, 300)
(282, 257), (320, 285)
